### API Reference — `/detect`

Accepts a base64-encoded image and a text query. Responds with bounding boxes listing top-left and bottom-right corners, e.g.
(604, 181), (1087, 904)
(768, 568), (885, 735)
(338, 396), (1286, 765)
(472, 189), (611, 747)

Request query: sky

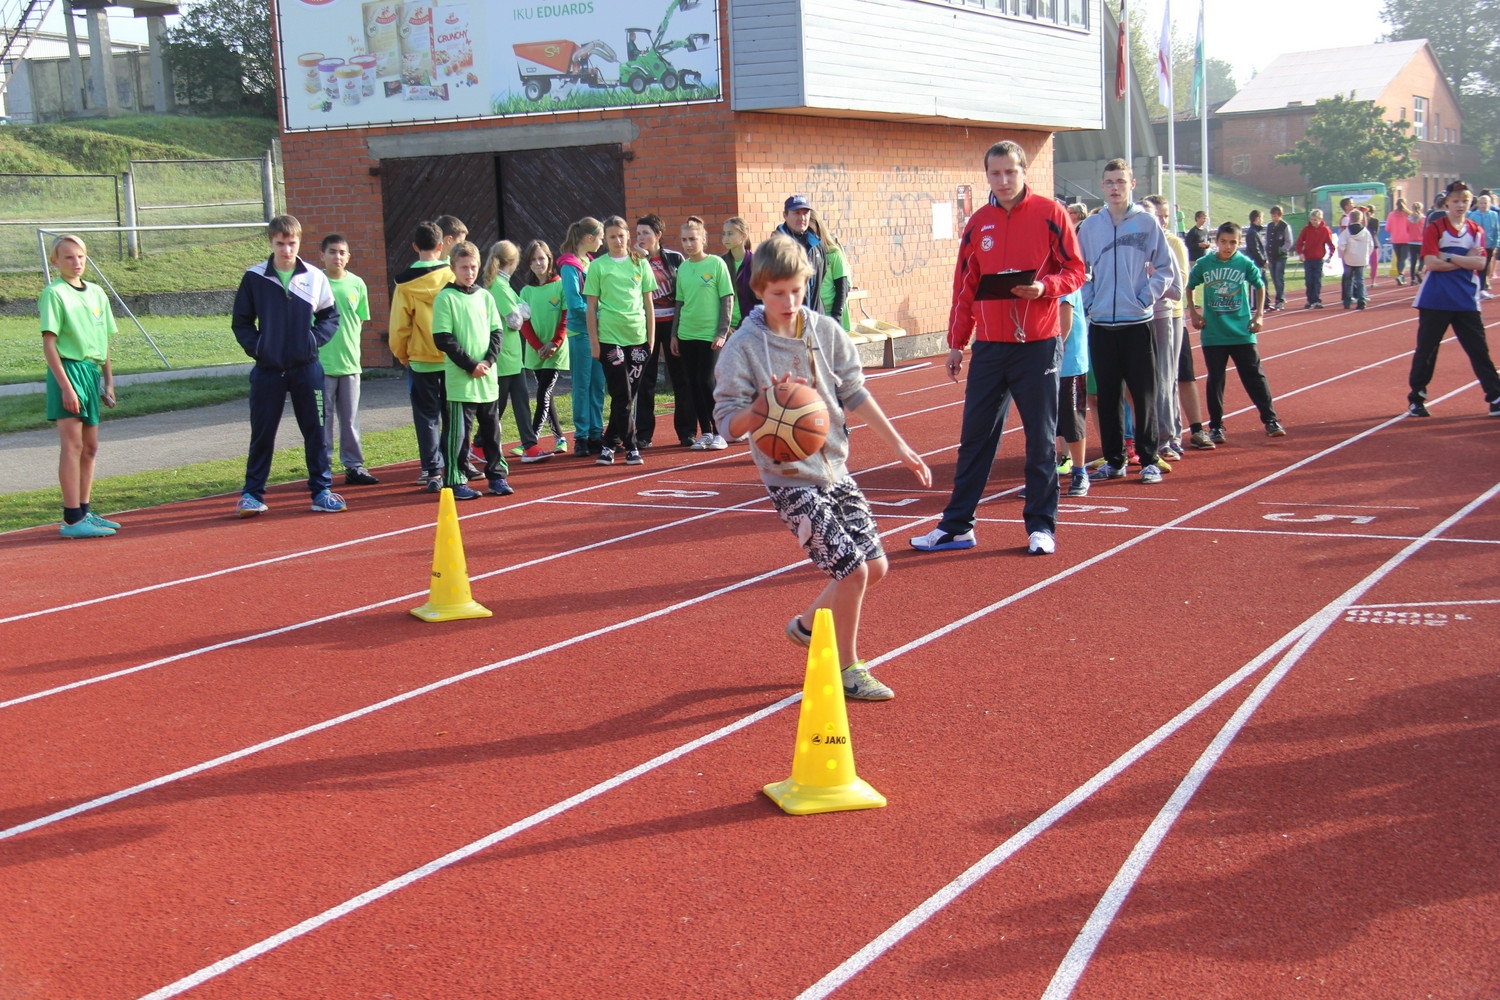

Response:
(1138, 0), (1393, 91)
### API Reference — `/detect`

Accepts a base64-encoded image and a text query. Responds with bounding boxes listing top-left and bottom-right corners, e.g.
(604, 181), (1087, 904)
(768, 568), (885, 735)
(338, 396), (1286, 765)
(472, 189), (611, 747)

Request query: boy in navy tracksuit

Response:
(231, 215), (345, 517)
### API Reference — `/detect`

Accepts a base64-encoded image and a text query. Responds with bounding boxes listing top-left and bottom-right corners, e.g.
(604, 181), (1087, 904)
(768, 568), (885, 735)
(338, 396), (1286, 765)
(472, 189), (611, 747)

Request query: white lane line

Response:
(125, 387), (1474, 999)
(0, 495), (768, 711)
(1256, 501), (1422, 510)
(0, 453), (746, 626)
(1039, 480), (1500, 1000)
(974, 518), (1500, 545)
(1348, 598), (1500, 609)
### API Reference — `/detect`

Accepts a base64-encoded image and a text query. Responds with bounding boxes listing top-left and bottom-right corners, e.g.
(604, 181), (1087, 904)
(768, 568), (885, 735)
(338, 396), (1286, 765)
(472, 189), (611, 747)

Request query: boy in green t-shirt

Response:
(319, 235), (377, 486)
(672, 216), (734, 450)
(40, 234), (120, 538)
(1187, 221), (1285, 442)
(431, 241), (509, 499)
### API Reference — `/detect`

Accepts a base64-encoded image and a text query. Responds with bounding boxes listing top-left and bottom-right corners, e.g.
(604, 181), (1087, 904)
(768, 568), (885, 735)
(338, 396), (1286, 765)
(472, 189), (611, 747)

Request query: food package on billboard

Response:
(361, 2), (401, 78)
(398, 3), (435, 86)
(384, 80), (450, 102)
(431, 5), (474, 84)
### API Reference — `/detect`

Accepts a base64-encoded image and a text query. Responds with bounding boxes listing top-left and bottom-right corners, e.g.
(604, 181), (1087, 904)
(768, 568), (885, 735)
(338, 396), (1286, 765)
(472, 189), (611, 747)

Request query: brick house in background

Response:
(1212, 39), (1480, 209)
(271, 0), (1104, 367)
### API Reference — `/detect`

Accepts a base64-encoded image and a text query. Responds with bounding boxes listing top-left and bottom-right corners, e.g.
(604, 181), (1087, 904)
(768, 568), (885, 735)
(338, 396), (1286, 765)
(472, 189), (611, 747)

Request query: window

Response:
(1413, 96), (1428, 140)
(934, 0), (1086, 29)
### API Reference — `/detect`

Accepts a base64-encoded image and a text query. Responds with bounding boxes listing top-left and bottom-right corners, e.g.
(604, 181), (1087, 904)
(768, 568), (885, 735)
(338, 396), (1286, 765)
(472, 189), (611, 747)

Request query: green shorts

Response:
(46, 357), (102, 426)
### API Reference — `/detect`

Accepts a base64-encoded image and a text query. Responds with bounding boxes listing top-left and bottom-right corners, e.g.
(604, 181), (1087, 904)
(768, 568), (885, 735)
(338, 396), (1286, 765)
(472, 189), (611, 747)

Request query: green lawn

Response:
(0, 374), (252, 433)
(0, 314), (247, 383)
(0, 236), (263, 304)
(2, 393), (575, 533)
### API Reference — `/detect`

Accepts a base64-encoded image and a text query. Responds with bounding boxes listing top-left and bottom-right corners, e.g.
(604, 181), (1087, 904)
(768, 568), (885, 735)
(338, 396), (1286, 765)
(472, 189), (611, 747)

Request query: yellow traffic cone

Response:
(410, 487), (493, 622)
(764, 608), (887, 815)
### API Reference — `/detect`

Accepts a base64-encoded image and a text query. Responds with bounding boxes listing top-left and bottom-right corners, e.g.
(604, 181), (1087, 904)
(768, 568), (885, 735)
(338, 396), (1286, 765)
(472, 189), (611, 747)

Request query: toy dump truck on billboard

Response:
(512, 0), (711, 101)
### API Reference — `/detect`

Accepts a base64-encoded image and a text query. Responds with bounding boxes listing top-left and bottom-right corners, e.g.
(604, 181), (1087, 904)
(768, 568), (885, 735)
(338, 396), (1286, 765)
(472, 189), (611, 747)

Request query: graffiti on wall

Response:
(796, 163), (955, 277)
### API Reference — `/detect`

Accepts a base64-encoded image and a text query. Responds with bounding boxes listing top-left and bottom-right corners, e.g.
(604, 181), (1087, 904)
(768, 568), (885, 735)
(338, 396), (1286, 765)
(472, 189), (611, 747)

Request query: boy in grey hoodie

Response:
(714, 235), (930, 701)
(1077, 159), (1177, 483)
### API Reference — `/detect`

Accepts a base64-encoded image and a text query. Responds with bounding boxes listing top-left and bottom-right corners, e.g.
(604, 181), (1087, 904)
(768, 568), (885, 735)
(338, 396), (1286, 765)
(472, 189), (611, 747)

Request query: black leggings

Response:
(601, 342), (649, 451)
(530, 368), (563, 438)
(676, 338), (720, 436)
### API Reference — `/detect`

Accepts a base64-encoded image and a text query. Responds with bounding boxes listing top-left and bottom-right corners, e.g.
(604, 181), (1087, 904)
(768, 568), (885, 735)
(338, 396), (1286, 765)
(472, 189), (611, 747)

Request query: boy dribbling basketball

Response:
(714, 234), (931, 700)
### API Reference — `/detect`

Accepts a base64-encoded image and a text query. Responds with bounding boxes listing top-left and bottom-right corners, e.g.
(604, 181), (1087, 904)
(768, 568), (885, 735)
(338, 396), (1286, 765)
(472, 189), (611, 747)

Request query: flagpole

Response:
(1161, 0), (1178, 226)
(1199, 0), (1209, 220)
(1123, 0), (1132, 173)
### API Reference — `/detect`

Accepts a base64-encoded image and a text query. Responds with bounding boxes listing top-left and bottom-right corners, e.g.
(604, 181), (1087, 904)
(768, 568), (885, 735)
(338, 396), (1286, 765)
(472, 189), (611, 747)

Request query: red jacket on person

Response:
(1295, 221), (1336, 262)
(949, 188), (1086, 348)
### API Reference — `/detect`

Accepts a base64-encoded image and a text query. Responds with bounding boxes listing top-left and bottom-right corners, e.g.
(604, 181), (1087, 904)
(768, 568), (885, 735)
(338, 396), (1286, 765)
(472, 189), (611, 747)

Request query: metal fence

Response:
(125, 155), (275, 255)
(0, 173), (123, 272)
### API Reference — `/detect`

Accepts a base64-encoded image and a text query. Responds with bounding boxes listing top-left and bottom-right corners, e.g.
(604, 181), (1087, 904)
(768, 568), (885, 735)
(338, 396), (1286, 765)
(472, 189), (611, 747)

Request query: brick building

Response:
(272, 0), (1104, 366)
(1211, 39), (1480, 208)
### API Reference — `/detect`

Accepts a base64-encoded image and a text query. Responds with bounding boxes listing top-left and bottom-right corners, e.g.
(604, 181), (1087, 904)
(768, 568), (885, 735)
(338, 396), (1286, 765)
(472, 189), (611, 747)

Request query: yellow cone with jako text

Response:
(410, 487), (492, 622)
(764, 608), (886, 815)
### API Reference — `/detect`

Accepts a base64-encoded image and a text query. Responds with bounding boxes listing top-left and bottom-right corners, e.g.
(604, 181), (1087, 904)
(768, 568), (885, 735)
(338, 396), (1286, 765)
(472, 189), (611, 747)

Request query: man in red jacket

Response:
(910, 140), (1086, 556)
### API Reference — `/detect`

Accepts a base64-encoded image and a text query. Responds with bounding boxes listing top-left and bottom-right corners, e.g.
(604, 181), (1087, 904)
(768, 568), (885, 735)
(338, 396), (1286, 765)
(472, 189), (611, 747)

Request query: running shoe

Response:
(1088, 463), (1127, 482)
(1027, 530), (1056, 555)
(625, 449), (644, 466)
(521, 444), (552, 463)
(85, 512), (121, 530)
(1406, 401), (1431, 417)
(425, 475), (443, 493)
(237, 493), (268, 517)
(786, 615), (813, 649)
(1190, 429), (1216, 450)
(508, 447), (525, 458)
(909, 527), (977, 551)
(1140, 464), (1163, 484)
(1152, 457), (1173, 473)
(309, 489), (347, 513)
(1160, 445), (1183, 462)
(1056, 457), (1074, 475)
(554, 437), (570, 454)
(689, 434), (710, 451)
(1489, 399), (1500, 417)
(842, 662), (894, 701)
(1209, 426), (1228, 444)
(1266, 421), (1287, 437)
(60, 519), (113, 538)
(1067, 469), (1090, 496)
(708, 435), (729, 450)
(450, 483), (481, 501)
(345, 467), (379, 486)
(596, 447), (615, 466)
(487, 478), (515, 497)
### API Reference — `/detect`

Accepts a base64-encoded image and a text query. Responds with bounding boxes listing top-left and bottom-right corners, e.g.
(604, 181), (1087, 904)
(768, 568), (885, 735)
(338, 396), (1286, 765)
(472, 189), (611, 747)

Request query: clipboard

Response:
(974, 269), (1037, 300)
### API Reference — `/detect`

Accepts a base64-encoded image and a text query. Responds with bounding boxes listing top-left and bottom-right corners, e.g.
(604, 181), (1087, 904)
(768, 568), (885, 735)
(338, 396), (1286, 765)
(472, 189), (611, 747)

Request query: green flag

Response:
(1189, 0), (1205, 111)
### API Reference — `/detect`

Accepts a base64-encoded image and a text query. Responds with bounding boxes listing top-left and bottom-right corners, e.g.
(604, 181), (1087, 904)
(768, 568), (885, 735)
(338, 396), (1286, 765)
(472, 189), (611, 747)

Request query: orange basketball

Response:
(749, 381), (830, 462)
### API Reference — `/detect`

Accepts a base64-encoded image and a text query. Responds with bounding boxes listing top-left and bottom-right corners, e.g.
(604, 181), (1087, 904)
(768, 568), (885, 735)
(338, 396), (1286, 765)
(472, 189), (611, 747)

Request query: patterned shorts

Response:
(766, 476), (884, 581)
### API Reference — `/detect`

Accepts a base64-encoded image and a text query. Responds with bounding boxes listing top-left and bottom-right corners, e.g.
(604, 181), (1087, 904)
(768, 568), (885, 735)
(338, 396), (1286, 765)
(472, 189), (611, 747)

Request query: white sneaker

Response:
(1027, 530), (1056, 555)
(689, 434), (710, 451)
(1482, 290), (1495, 300)
(910, 527), (977, 551)
(708, 434), (728, 450)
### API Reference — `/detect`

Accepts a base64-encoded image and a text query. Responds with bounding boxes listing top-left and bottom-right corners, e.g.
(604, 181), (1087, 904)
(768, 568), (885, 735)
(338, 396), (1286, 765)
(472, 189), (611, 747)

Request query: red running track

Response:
(1, 282), (1496, 999)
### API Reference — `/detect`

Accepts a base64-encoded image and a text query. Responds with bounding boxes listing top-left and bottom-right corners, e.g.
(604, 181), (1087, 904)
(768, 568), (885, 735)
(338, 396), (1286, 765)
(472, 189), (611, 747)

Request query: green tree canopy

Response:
(1383, 0), (1500, 184)
(165, 0), (275, 116)
(1274, 93), (1419, 188)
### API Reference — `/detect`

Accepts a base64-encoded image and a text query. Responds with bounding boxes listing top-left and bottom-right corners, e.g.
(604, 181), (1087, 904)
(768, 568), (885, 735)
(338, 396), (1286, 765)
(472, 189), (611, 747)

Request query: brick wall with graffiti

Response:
(734, 116), (1053, 337)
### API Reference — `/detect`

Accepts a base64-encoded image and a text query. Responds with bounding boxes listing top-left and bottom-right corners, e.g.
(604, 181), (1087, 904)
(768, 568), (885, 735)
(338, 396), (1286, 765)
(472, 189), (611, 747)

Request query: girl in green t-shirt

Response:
(673, 217), (734, 450)
(482, 240), (543, 465)
(40, 234), (120, 538)
(582, 216), (656, 465)
(518, 239), (570, 460)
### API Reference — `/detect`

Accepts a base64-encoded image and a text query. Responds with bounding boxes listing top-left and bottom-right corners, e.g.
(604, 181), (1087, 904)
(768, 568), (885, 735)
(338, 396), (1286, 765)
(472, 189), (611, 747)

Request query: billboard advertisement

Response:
(277, 0), (721, 132)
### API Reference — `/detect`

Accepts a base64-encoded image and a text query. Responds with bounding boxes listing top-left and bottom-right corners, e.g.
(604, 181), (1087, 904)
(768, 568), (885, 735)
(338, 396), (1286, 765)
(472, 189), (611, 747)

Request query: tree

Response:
(1126, 4), (1237, 120)
(164, 0), (276, 115)
(1274, 93), (1419, 188)
(1383, 0), (1500, 184)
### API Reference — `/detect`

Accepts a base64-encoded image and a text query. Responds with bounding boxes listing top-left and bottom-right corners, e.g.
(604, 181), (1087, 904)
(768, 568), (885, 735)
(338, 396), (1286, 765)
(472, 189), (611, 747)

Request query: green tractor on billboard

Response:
(621, 0), (711, 94)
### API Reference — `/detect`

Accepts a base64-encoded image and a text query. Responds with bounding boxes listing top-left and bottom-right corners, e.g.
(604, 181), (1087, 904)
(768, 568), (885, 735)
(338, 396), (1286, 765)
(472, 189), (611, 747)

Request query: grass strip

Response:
(0, 375), (252, 434)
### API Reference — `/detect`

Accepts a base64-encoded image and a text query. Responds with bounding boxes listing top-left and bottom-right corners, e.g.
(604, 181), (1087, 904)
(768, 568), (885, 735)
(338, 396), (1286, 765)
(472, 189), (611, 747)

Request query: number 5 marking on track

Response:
(639, 489), (720, 499)
(1263, 512), (1376, 525)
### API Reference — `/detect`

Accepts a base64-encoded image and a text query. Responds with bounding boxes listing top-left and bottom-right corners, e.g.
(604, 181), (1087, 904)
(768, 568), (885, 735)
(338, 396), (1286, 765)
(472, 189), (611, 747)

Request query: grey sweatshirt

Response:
(714, 305), (871, 488)
(1077, 202), (1176, 325)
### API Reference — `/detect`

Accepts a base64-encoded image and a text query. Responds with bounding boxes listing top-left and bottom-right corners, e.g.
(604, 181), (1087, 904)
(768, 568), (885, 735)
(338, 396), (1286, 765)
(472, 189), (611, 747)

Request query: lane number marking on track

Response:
(1264, 512), (1377, 525)
(1060, 504), (1130, 515)
(868, 498), (920, 508)
(638, 489), (721, 499)
(1343, 609), (1473, 627)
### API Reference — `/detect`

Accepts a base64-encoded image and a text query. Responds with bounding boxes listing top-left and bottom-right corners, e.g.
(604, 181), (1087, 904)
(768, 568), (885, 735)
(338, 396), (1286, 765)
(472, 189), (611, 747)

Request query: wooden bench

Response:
(852, 319), (909, 368)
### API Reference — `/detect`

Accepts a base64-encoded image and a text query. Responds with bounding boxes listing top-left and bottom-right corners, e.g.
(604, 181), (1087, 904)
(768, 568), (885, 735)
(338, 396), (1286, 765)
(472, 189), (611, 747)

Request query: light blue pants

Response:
(567, 331), (605, 442)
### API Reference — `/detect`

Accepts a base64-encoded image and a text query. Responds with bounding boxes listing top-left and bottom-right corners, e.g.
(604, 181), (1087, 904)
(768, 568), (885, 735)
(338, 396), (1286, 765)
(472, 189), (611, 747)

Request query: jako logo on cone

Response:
(410, 487), (492, 622)
(763, 607), (886, 815)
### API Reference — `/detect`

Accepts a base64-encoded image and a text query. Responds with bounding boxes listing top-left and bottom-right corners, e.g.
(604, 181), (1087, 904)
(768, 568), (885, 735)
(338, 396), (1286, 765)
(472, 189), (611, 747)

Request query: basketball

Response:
(749, 382), (830, 462)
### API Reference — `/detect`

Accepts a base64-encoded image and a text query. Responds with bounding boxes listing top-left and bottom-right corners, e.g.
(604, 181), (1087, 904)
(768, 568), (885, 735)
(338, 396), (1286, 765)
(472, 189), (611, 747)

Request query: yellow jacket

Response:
(388, 260), (454, 365)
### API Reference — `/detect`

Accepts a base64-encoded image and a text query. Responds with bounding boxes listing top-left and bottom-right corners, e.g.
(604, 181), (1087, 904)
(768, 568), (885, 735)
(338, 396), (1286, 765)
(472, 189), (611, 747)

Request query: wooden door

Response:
(496, 144), (627, 252)
(379, 152), (499, 285)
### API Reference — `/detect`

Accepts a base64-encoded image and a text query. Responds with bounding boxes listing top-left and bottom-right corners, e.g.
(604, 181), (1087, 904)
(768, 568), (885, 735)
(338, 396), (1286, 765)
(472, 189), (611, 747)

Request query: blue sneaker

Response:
(85, 512), (121, 530)
(309, 489), (347, 513)
(909, 527), (977, 551)
(59, 519), (113, 538)
(237, 493), (268, 518)
(450, 483), (482, 501)
(486, 477), (514, 497)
